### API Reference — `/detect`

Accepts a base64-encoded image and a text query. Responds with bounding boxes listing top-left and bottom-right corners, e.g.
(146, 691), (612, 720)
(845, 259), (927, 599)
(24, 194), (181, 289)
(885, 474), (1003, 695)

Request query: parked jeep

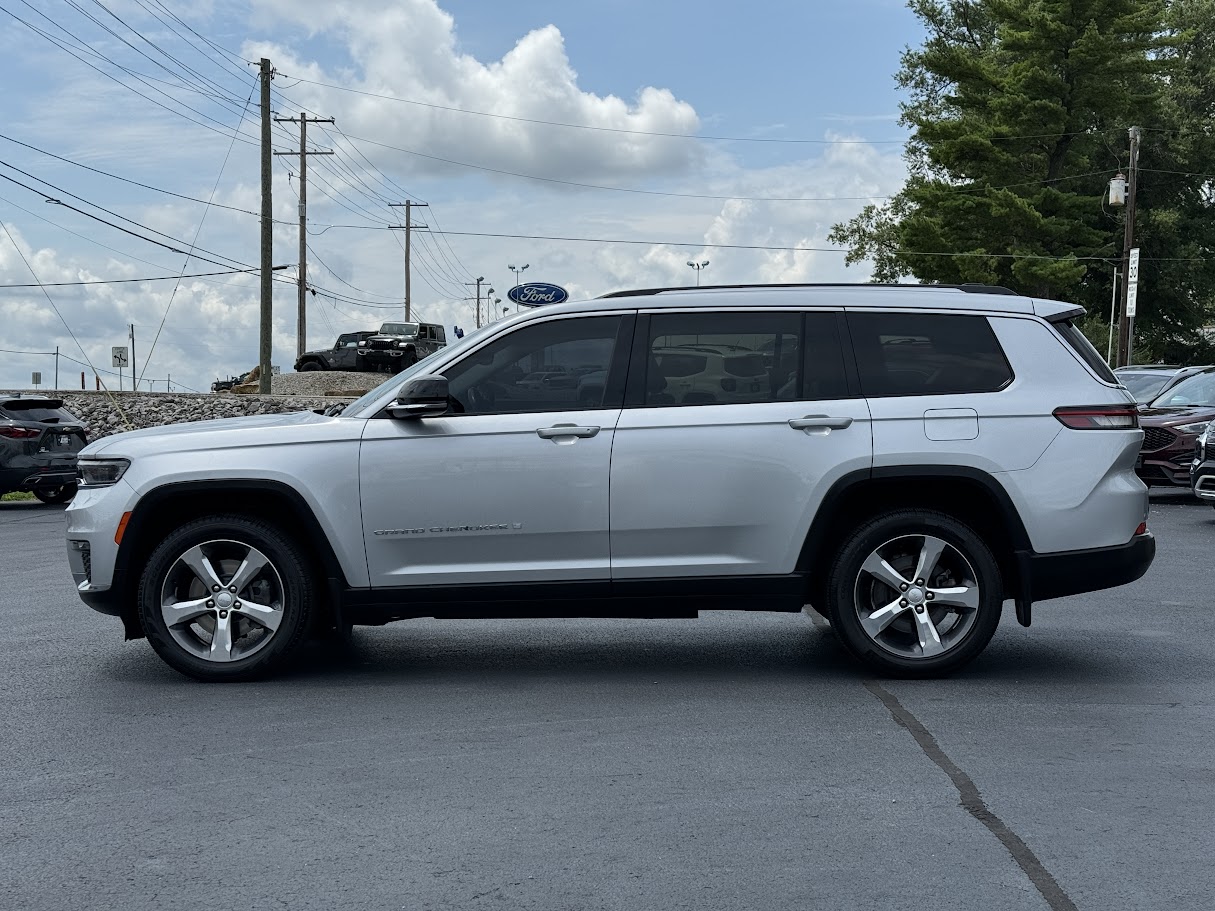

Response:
(67, 283), (1154, 683)
(294, 331), (377, 373)
(358, 321), (447, 373)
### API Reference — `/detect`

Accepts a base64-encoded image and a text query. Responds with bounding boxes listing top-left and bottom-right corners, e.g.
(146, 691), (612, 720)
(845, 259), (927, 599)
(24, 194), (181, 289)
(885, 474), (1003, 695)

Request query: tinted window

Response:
(444, 316), (622, 414)
(1118, 372), (1171, 400)
(1054, 320), (1118, 383)
(644, 311), (804, 406)
(848, 312), (1013, 397)
(801, 312), (850, 400)
(0, 401), (79, 423)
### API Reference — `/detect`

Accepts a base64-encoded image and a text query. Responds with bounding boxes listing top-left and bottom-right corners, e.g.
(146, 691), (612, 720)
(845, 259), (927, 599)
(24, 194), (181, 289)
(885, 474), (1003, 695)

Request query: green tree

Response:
(830, 0), (1215, 360)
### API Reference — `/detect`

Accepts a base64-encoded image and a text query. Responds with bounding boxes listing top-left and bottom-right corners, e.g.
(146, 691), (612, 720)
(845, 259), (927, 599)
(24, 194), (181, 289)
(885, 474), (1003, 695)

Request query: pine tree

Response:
(830, 0), (1215, 358)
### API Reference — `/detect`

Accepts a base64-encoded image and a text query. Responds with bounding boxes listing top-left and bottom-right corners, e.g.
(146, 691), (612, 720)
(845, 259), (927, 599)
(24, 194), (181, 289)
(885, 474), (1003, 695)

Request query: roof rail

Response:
(598, 282), (1020, 299)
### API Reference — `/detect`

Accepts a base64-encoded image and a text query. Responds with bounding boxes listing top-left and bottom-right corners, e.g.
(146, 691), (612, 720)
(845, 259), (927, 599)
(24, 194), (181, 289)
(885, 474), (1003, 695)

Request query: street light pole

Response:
(508, 263), (530, 287)
(687, 259), (709, 286)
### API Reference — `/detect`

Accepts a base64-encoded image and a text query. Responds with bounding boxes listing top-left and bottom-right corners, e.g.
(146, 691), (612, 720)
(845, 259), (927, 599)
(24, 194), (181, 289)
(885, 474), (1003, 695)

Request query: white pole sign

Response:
(1126, 247), (1140, 318)
(112, 346), (128, 368)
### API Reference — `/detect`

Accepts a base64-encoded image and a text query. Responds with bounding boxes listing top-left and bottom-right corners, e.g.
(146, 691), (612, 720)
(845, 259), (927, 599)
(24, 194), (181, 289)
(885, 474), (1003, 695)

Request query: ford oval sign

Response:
(508, 282), (568, 307)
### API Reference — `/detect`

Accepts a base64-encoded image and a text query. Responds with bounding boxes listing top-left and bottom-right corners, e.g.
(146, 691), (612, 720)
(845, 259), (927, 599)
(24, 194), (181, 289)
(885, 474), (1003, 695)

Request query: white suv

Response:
(66, 284), (1154, 681)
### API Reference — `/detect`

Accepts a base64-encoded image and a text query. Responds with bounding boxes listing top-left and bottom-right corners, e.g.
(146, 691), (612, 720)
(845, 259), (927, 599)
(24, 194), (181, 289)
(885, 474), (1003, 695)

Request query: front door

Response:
(610, 309), (872, 579)
(360, 314), (631, 588)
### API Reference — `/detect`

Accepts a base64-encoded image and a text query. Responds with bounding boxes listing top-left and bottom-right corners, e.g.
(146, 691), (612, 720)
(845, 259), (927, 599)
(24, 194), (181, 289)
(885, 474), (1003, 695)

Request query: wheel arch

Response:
(798, 466), (1031, 606)
(111, 479), (349, 639)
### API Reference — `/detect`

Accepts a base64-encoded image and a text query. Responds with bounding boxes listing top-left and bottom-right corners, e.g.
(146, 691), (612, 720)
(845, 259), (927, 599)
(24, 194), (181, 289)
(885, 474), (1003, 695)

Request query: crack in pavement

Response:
(863, 680), (1079, 911)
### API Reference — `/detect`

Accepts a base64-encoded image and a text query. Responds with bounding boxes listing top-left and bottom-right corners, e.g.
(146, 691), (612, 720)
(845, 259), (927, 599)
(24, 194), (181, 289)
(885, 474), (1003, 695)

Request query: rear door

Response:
(609, 309), (872, 579)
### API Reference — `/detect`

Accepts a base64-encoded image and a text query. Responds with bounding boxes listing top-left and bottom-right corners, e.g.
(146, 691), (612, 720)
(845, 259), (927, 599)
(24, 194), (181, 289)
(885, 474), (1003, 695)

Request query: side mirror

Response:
(387, 374), (450, 419)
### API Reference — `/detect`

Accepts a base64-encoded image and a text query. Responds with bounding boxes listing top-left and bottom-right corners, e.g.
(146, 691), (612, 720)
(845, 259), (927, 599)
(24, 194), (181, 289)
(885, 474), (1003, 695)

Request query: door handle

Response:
(536, 424), (601, 440)
(788, 415), (853, 431)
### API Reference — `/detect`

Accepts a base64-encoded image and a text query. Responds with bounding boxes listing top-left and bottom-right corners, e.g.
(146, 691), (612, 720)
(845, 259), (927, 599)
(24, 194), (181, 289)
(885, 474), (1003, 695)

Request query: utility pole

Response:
(389, 202), (429, 322)
(259, 58), (274, 394)
(465, 277), (485, 328)
(54, 346), (58, 389)
(1116, 126), (1141, 368)
(129, 324), (136, 391)
(275, 113), (334, 359)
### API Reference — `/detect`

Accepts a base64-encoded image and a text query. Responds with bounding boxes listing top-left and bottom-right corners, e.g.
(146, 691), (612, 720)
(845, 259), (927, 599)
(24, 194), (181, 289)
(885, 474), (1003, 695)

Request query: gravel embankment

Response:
(9, 371), (397, 440)
(56, 391), (357, 440)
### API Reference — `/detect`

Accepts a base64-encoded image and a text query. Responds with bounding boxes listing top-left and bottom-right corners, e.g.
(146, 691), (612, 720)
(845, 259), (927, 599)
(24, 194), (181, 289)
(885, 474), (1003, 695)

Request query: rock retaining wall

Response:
(57, 391), (356, 441)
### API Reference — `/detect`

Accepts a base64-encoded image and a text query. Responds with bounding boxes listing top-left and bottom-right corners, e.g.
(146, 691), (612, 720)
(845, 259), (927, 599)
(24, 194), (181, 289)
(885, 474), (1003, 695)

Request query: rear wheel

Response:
(137, 515), (317, 681)
(33, 484), (77, 505)
(299, 360), (323, 371)
(826, 509), (1002, 677)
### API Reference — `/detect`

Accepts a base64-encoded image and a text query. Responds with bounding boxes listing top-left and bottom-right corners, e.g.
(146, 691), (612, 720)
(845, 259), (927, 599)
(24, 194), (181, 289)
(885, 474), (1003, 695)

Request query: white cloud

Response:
(243, 0), (701, 182)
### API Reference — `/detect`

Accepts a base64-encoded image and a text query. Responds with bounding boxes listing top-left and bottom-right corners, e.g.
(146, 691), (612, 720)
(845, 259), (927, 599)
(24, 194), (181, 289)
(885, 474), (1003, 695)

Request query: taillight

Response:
(0, 425), (40, 439)
(1053, 405), (1139, 430)
(1135, 522), (1148, 536)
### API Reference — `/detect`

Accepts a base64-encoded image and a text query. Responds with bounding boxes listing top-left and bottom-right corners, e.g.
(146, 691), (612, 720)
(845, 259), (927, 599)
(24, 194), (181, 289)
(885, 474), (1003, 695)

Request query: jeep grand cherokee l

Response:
(66, 284), (1154, 681)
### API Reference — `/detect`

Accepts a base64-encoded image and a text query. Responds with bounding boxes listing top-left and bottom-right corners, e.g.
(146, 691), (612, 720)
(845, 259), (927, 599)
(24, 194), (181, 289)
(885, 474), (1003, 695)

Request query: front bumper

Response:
(1137, 433), (1202, 487)
(1192, 460), (1215, 501)
(1020, 532), (1155, 602)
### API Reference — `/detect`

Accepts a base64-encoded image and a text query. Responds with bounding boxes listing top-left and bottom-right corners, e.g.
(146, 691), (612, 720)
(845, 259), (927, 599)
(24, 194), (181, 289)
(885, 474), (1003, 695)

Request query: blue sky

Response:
(0, 0), (922, 393)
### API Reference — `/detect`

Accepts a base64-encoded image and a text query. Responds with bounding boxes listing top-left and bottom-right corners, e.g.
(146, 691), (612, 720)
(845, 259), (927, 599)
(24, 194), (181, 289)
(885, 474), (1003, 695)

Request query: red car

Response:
(1136, 367), (1215, 487)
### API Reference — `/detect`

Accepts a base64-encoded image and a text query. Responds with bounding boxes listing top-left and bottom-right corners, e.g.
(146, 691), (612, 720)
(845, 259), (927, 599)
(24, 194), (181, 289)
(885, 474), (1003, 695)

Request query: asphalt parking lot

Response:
(2, 492), (1212, 911)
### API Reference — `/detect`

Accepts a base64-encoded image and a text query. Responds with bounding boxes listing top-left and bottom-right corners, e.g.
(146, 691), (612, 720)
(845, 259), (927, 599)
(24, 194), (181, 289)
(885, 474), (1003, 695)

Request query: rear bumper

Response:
(1021, 532), (1155, 602)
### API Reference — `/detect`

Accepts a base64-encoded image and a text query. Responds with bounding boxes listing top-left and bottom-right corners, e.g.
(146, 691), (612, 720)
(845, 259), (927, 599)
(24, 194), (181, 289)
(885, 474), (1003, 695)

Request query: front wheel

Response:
(825, 509), (1002, 677)
(34, 483), (77, 504)
(137, 515), (317, 681)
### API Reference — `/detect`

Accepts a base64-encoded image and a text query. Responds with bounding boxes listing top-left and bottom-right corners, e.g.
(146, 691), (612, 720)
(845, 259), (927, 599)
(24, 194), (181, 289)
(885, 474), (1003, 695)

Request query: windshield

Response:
(1119, 372), (1172, 400)
(340, 323), (499, 417)
(1150, 370), (1215, 408)
(379, 322), (418, 336)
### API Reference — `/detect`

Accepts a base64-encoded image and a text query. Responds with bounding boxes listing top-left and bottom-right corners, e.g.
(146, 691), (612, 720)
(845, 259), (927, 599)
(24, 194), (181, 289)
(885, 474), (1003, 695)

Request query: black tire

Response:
(392, 350), (418, 374)
(825, 509), (1002, 678)
(137, 514), (318, 682)
(33, 484), (77, 505)
(299, 360), (323, 372)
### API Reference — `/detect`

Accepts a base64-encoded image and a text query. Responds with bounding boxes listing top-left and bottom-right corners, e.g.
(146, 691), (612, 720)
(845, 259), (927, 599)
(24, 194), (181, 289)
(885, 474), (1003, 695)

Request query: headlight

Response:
(397, 341), (409, 348)
(1175, 421), (1210, 435)
(358, 340), (367, 347)
(78, 458), (130, 488)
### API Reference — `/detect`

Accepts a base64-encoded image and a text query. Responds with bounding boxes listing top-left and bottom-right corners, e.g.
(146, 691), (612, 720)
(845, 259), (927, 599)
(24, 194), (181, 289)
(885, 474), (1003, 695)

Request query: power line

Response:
(0, 161), (254, 270)
(324, 130), (1113, 202)
(140, 81), (257, 383)
(276, 72), (1104, 146)
(0, 267), (268, 288)
(2, 3), (259, 146)
(0, 132), (260, 217)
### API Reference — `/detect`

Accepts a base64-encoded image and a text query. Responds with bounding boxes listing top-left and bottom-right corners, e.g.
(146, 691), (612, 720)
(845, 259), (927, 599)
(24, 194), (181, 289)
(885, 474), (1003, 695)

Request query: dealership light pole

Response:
(687, 259), (709, 286)
(465, 277), (484, 328)
(508, 263), (529, 287)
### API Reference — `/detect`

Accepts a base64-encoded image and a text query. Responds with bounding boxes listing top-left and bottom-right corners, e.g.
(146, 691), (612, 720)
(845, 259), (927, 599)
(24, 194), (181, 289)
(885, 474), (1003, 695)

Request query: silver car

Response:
(66, 284), (1154, 681)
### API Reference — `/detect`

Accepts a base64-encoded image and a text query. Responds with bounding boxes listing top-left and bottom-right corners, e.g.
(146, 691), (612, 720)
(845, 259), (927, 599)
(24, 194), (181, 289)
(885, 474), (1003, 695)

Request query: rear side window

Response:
(1053, 319), (1118, 383)
(848, 312), (1014, 397)
(644, 311), (803, 406)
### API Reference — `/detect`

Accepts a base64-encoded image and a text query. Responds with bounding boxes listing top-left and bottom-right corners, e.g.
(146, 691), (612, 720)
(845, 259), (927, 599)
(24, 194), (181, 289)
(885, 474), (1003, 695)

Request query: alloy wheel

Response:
(852, 533), (981, 660)
(159, 538), (285, 663)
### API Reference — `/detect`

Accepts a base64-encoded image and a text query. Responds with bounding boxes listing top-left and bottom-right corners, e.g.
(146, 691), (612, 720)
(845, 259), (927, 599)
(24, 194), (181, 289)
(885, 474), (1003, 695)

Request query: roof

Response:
(547, 283), (1083, 319)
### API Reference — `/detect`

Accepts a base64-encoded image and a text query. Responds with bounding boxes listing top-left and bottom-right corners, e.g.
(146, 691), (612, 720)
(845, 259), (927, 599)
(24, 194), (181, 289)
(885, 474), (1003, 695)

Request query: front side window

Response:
(848, 312), (1014, 397)
(444, 316), (622, 415)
